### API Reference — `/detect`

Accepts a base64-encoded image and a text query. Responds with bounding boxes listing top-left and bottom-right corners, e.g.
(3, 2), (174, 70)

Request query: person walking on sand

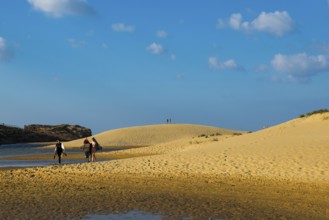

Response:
(82, 138), (91, 162)
(90, 137), (101, 162)
(54, 140), (65, 164)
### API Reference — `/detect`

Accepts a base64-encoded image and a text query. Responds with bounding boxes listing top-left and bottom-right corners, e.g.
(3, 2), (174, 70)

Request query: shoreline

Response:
(0, 151), (155, 171)
(0, 142), (55, 146)
(0, 151), (155, 161)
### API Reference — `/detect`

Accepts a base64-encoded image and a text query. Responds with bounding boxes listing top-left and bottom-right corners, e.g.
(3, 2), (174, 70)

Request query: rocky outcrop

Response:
(24, 124), (92, 141)
(0, 124), (92, 144)
(0, 125), (24, 144)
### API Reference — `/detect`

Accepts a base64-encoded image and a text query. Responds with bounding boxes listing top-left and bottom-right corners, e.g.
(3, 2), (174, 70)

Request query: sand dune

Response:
(49, 114), (329, 182)
(78, 112), (329, 182)
(64, 123), (244, 148)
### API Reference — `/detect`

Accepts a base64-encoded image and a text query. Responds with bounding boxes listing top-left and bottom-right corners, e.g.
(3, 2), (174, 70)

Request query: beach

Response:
(1, 116), (329, 219)
(1, 168), (328, 219)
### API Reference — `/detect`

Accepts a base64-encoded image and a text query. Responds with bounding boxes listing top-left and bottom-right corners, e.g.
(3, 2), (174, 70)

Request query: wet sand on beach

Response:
(3, 152), (154, 161)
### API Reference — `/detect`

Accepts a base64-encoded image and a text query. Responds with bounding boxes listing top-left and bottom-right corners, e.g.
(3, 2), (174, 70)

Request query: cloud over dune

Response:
(146, 43), (165, 55)
(271, 53), (329, 82)
(208, 56), (244, 71)
(27, 0), (95, 17)
(217, 11), (294, 36)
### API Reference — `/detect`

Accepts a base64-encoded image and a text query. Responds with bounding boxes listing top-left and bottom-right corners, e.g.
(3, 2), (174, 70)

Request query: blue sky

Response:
(1, 0), (329, 134)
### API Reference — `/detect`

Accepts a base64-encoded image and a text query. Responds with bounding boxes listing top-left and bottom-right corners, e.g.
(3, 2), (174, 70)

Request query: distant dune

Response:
(86, 112), (329, 182)
(50, 113), (329, 182)
(65, 124), (245, 148)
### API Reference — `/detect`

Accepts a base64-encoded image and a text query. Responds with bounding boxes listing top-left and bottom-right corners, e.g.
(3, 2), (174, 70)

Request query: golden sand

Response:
(1, 116), (329, 219)
(1, 167), (328, 220)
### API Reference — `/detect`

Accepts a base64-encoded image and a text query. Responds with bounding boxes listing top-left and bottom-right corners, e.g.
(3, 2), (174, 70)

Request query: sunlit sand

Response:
(1, 115), (329, 219)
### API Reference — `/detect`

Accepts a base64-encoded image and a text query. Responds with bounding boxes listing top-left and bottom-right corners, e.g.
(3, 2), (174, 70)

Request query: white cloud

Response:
(229, 13), (243, 30)
(252, 11), (294, 36)
(218, 11), (294, 36)
(112, 23), (135, 32)
(271, 53), (329, 82)
(27, 0), (95, 17)
(146, 43), (165, 55)
(157, 30), (168, 38)
(208, 56), (244, 71)
(0, 37), (12, 62)
(68, 38), (86, 48)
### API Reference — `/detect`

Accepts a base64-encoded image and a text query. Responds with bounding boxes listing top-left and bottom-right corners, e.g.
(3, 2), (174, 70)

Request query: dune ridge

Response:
(64, 123), (244, 147)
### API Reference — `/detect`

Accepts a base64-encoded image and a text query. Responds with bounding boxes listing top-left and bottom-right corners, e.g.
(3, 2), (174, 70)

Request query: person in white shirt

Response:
(54, 140), (65, 164)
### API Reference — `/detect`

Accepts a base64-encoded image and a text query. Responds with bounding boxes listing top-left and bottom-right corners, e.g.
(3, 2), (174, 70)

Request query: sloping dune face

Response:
(182, 112), (329, 181)
(64, 113), (329, 181)
(101, 113), (329, 182)
(65, 124), (244, 147)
